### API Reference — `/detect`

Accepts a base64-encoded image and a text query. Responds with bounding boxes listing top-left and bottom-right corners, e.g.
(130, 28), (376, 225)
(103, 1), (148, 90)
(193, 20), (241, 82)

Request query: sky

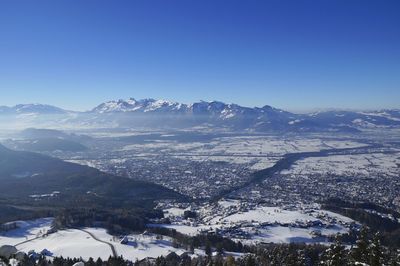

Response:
(0, 0), (399, 112)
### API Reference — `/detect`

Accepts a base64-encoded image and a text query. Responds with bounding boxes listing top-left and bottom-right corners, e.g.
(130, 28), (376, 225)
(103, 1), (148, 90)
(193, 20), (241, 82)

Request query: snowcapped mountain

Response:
(92, 98), (188, 114)
(88, 98), (309, 131)
(0, 98), (399, 132)
(90, 98), (293, 120)
(88, 98), (400, 131)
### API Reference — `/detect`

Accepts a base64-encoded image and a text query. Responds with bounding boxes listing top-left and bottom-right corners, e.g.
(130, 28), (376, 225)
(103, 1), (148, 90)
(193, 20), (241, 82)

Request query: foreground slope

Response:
(0, 144), (182, 202)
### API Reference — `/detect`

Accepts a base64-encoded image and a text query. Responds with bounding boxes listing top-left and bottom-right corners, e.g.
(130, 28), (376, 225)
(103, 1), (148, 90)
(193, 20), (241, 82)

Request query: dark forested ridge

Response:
(323, 198), (400, 248)
(0, 144), (184, 227)
(0, 144), (182, 201)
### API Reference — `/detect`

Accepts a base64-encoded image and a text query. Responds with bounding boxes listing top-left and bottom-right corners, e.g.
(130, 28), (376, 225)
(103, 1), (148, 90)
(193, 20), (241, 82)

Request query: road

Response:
(14, 236), (41, 247)
(14, 228), (118, 258)
(79, 228), (118, 257)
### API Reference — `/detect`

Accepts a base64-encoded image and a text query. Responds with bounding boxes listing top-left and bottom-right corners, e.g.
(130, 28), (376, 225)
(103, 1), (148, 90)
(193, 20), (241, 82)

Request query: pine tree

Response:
(369, 233), (383, 266)
(96, 257), (103, 266)
(37, 256), (49, 266)
(214, 255), (224, 266)
(351, 227), (370, 264)
(205, 242), (212, 257)
(320, 236), (347, 266)
(86, 257), (96, 266)
(237, 241), (243, 253)
(216, 243), (224, 255)
(19, 255), (35, 266)
(244, 255), (257, 266)
(330, 236), (347, 266)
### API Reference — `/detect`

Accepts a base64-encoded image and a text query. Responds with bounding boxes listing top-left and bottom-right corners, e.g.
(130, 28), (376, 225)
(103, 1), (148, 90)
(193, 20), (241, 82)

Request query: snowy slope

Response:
(0, 218), (200, 262)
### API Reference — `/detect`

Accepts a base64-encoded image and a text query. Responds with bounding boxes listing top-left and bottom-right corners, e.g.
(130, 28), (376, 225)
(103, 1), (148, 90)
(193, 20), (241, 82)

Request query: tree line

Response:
(2, 227), (399, 266)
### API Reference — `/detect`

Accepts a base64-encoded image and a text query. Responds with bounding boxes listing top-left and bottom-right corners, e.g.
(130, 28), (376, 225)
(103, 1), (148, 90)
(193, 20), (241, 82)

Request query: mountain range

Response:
(1, 98), (399, 132)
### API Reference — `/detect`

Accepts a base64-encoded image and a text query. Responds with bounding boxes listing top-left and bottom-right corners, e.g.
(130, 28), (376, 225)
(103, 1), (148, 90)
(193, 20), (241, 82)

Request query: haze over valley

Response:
(1, 0), (400, 265)
(1, 97), (399, 265)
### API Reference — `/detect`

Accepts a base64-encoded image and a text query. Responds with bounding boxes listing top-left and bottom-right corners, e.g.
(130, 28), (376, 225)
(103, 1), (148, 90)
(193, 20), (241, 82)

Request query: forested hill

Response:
(0, 144), (183, 204)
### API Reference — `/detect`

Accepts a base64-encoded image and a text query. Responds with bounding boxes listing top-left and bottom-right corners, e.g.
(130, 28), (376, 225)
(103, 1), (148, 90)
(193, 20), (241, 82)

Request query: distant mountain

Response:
(3, 138), (88, 152)
(1, 128), (92, 152)
(18, 128), (91, 141)
(0, 104), (68, 115)
(1, 98), (400, 132)
(0, 106), (13, 114)
(13, 104), (68, 114)
(308, 110), (400, 128)
(18, 128), (72, 139)
(88, 98), (400, 131)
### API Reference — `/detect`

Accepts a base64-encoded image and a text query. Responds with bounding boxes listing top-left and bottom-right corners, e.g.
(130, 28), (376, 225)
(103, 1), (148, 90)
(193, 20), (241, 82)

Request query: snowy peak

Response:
(1, 98), (399, 132)
(92, 98), (188, 113)
(92, 99), (138, 113)
(91, 98), (295, 124)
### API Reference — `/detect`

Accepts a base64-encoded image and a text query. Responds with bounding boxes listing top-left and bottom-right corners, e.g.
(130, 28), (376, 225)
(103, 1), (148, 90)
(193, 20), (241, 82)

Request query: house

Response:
(40, 249), (52, 256)
(120, 236), (129, 244)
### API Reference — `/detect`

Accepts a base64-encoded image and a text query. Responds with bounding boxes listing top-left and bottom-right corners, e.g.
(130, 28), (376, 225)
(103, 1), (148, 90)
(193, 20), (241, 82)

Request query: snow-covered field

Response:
(18, 229), (112, 261)
(119, 136), (367, 156)
(0, 218), (53, 246)
(238, 225), (347, 244)
(0, 218), (202, 261)
(108, 136), (368, 171)
(211, 206), (318, 224)
(281, 153), (400, 178)
(83, 228), (201, 261)
(152, 202), (355, 244)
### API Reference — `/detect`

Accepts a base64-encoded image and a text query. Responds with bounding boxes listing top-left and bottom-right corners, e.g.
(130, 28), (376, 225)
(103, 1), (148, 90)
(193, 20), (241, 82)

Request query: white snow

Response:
(163, 207), (188, 218)
(281, 153), (400, 178)
(214, 207), (317, 224)
(1, 218), (202, 262)
(151, 203), (355, 245)
(0, 218), (53, 246)
(17, 229), (111, 261)
(82, 228), (202, 261)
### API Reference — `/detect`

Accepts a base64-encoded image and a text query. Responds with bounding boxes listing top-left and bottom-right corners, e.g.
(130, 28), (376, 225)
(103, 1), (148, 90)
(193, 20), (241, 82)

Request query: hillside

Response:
(0, 144), (182, 203)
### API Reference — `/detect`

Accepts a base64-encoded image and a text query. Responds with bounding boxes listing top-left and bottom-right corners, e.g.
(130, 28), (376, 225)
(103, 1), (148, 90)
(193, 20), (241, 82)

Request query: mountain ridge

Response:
(1, 98), (400, 132)
(1, 98), (399, 116)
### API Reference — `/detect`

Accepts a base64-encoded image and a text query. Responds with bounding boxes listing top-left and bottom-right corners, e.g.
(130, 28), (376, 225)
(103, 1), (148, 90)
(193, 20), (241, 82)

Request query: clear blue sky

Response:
(0, 0), (399, 111)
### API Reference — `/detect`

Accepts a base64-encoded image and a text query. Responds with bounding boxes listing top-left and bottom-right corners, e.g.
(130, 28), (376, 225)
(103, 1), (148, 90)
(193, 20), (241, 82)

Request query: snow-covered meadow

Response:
(281, 153), (400, 178)
(0, 218), (53, 246)
(108, 135), (369, 172)
(0, 218), (202, 262)
(152, 201), (356, 245)
(17, 229), (112, 261)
